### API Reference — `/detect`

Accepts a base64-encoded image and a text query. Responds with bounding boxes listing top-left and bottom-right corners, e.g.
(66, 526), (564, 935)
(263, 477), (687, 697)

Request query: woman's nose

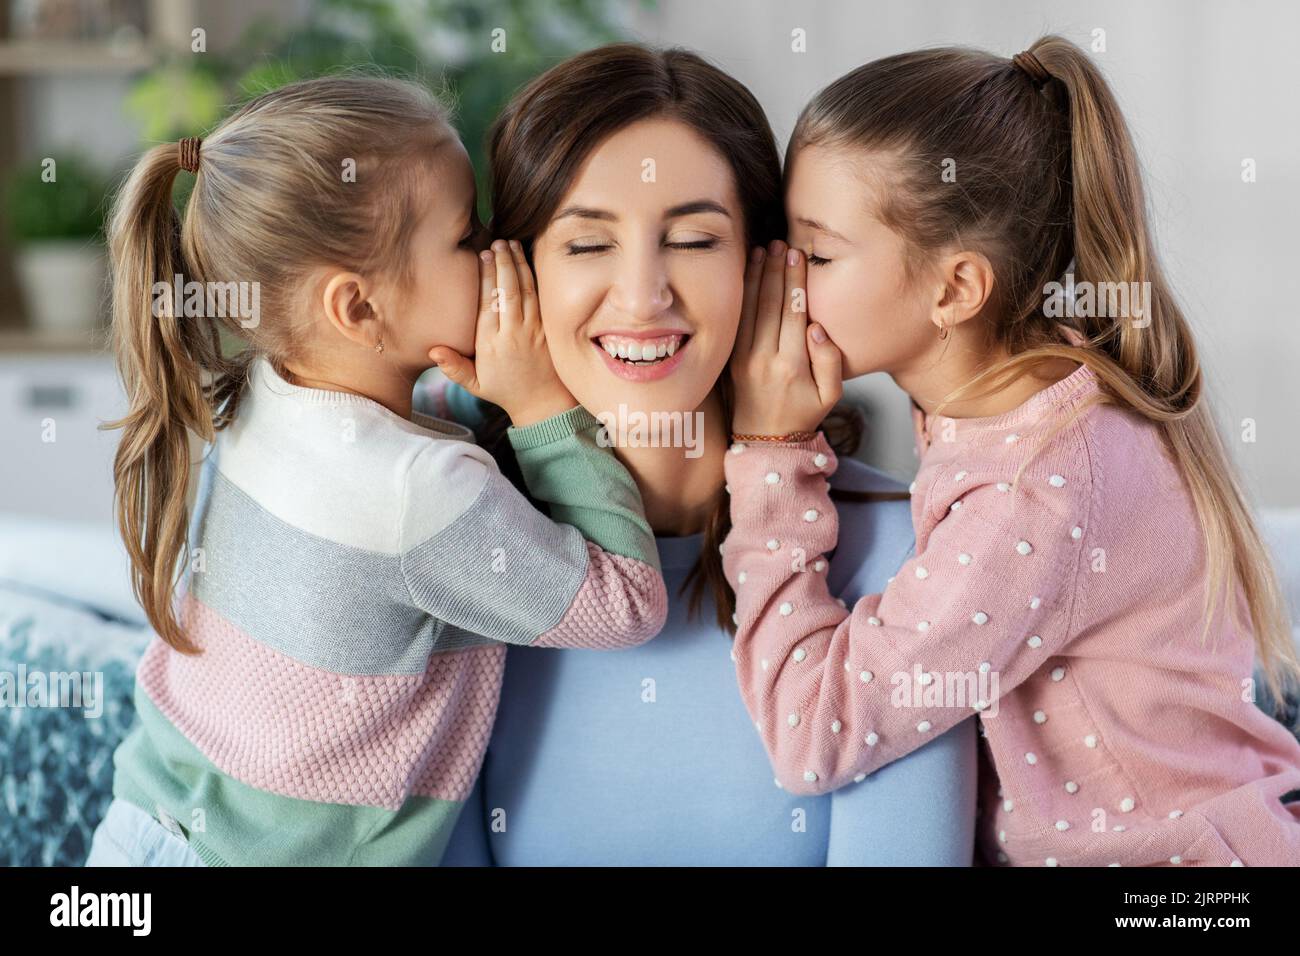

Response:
(607, 251), (673, 320)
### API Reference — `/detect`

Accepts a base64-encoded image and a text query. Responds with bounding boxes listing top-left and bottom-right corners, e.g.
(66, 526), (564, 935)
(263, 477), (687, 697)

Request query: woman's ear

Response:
(321, 270), (382, 349)
(931, 249), (995, 332)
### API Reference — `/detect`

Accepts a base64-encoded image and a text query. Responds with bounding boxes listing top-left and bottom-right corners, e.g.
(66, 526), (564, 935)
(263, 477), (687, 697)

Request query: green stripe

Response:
(508, 406), (661, 572)
(113, 689), (465, 866)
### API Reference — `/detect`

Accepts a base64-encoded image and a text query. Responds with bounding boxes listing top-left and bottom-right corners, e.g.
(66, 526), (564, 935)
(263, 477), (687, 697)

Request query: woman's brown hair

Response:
(792, 36), (1297, 696)
(479, 42), (899, 633)
(106, 74), (451, 653)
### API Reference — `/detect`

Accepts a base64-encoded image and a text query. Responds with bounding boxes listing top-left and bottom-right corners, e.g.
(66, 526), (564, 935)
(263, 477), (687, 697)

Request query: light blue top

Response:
(434, 383), (977, 865)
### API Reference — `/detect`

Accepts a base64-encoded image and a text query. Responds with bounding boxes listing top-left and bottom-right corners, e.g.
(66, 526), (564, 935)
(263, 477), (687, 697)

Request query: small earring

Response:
(374, 338), (384, 354)
(937, 323), (950, 340)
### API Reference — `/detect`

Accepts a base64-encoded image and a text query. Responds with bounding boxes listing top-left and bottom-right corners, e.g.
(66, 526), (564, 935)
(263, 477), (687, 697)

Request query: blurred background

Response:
(1, 0), (1299, 868)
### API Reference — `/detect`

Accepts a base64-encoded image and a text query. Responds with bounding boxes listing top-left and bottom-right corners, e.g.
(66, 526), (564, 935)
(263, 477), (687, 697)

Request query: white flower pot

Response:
(14, 240), (106, 333)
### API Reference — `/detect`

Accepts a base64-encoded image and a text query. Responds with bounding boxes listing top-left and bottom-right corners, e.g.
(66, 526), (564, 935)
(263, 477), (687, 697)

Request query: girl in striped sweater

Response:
(722, 37), (1300, 866)
(86, 75), (667, 867)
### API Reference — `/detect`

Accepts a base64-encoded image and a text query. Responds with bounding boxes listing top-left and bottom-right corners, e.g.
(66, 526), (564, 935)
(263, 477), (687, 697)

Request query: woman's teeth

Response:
(596, 333), (685, 365)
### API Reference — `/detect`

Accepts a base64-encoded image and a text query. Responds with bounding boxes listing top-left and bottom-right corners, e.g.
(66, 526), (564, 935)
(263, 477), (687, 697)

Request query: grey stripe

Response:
(403, 471), (589, 647)
(191, 471), (469, 674)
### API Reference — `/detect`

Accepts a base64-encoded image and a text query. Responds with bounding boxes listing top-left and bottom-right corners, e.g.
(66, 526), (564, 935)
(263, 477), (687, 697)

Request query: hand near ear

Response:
(429, 240), (576, 428)
(729, 242), (843, 437)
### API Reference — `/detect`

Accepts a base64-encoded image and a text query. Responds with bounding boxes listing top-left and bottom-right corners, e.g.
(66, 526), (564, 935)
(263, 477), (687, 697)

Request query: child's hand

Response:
(729, 241), (844, 437)
(429, 239), (577, 428)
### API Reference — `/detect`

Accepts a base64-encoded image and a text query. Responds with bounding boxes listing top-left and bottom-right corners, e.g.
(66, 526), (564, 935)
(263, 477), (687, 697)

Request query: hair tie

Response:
(1011, 50), (1051, 88)
(178, 137), (202, 174)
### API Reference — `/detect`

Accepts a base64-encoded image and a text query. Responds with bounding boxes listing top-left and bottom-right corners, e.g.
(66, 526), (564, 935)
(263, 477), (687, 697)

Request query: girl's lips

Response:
(592, 335), (690, 382)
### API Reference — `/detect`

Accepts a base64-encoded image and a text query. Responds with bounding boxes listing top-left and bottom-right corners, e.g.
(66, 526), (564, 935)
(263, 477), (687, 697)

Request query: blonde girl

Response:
(86, 74), (666, 867)
(723, 36), (1300, 867)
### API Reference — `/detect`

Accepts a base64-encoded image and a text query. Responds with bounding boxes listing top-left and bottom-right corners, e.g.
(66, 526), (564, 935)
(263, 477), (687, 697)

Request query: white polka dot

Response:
(774, 777), (782, 787)
(730, 649), (737, 662)
(1015, 540), (1033, 556)
(908, 481), (917, 494)
(1064, 780), (1079, 794)
(853, 773), (866, 783)
(917, 671), (934, 686)
(1033, 709), (1047, 724)
(917, 620), (930, 632)
(973, 700), (989, 712)
(766, 538), (779, 551)
(803, 509), (819, 522)
(972, 611), (989, 625)
(1108, 862), (1121, 868)
(865, 732), (879, 746)
(996, 482), (1011, 492)
(764, 471), (780, 485)
(1070, 526), (1082, 540)
(917, 720), (932, 732)
(957, 552), (972, 565)
(779, 602), (794, 616)
(1170, 856), (1182, 865)
(731, 612), (738, 625)
(730, 443), (746, 454)
(761, 658), (769, 671)
(1112, 825), (1126, 832)
(859, 670), (873, 684)
(954, 470), (968, 481)
(1051, 666), (1066, 682)
(813, 559), (826, 572)
(1231, 860), (1243, 867)
(1048, 474), (1066, 488)
(1027, 635), (1043, 649)
(997, 851), (1009, 863)
(1168, 809), (1183, 819)
(738, 571), (747, 584)
(843, 660), (850, 672)
(979, 661), (991, 674)
(1025, 752), (1038, 765)
(915, 565), (929, 579)
(1029, 596), (1042, 610)
(836, 598), (847, 608)
(1119, 797), (1135, 812)
(725, 483), (731, 494)
(1003, 799), (1014, 812)
(831, 719), (842, 733)
(999, 829), (1007, 843)
(792, 647), (807, 662)
(787, 713), (799, 727)
(950, 501), (962, 511)
(1084, 734), (1098, 748)
(804, 770), (818, 783)
(1005, 433), (1020, 444)
(1055, 820), (1070, 831)
(1045, 857), (1057, 867)
(813, 452), (828, 467)
(867, 616), (881, 626)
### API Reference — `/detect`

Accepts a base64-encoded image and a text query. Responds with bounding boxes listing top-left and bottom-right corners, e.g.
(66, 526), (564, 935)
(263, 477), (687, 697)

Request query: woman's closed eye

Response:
(564, 234), (721, 256)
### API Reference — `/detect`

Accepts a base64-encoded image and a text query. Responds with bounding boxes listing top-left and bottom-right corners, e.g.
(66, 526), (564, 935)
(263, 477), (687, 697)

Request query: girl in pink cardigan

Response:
(722, 36), (1300, 867)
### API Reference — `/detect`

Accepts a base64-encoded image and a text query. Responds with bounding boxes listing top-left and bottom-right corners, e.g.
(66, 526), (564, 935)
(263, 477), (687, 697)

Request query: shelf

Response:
(0, 38), (155, 76)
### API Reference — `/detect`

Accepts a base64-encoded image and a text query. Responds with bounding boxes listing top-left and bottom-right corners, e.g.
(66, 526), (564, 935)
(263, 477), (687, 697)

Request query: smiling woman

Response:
(435, 43), (978, 866)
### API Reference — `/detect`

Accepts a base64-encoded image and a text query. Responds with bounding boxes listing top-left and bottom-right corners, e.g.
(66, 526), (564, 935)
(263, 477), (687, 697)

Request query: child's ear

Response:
(932, 249), (995, 332)
(321, 270), (382, 349)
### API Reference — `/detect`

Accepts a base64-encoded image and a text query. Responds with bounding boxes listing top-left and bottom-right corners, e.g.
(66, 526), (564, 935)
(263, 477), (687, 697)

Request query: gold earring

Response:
(374, 338), (384, 354)
(937, 322), (950, 340)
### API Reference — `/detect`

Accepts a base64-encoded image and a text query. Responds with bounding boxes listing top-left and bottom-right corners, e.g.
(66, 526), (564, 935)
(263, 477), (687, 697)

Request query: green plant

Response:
(4, 155), (108, 243)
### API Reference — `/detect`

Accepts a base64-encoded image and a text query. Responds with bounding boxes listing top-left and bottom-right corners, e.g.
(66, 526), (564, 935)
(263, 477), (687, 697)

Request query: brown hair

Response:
(106, 73), (451, 653)
(792, 36), (1298, 696)
(481, 42), (900, 632)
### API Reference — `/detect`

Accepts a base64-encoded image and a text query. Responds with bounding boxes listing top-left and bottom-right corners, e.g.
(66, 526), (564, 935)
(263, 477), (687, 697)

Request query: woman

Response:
(431, 44), (977, 865)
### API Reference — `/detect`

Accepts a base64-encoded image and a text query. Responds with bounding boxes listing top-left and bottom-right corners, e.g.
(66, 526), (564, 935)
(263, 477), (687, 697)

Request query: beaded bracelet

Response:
(731, 431), (818, 443)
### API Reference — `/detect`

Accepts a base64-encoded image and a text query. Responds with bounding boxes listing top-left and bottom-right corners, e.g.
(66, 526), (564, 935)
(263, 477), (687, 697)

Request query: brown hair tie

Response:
(1011, 50), (1051, 87)
(178, 137), (202, 174)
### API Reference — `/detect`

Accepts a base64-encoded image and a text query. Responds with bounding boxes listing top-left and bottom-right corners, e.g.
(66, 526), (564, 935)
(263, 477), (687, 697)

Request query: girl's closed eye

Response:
(806, 252), (832, 266)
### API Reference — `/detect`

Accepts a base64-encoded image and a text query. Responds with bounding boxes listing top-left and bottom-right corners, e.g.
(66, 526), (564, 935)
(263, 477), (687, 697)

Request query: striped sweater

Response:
(112, 358), (668, 866)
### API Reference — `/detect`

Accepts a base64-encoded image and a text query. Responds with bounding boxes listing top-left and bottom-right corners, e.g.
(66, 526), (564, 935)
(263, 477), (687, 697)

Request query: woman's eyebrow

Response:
(797, 216), (848, 241)
(552, 199), (732, 223)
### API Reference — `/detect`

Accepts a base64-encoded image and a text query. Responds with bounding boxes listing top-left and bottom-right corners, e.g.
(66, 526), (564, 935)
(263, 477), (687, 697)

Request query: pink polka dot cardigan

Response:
(722, 363), (1300, 866)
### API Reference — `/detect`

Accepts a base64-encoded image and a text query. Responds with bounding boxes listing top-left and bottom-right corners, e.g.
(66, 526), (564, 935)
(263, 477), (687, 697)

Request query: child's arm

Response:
(722, 433), (1084, 794)
(400, 408), (665, 650)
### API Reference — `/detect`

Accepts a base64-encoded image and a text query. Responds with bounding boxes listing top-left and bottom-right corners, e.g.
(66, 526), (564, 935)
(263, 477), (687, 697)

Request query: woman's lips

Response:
(591, 333), (690, 382)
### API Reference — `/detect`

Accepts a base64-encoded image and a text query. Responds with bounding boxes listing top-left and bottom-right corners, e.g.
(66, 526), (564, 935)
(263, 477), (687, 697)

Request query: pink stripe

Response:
(137, 593), (505, 809)
(531, 541), (668, 648)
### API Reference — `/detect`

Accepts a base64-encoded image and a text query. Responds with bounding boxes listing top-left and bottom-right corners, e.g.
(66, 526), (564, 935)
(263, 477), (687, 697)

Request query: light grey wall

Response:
(631, 0), (1300, 507)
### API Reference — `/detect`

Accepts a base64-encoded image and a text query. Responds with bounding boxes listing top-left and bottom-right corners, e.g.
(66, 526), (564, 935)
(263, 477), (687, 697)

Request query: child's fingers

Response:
(507, 240), (540, 326)
(476, 249), (499, 337)
(806, 322), (844, 409)
(491, 239), (521, 328)
(778, 247), (809, 358)
(429, 346), (480, 397)
(734, 246), (764, 357)
(752, 240), (787, 355)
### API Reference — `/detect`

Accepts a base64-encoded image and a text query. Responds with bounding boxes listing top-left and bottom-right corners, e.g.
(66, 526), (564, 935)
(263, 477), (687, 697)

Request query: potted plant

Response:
(4, 154), (108, 334)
